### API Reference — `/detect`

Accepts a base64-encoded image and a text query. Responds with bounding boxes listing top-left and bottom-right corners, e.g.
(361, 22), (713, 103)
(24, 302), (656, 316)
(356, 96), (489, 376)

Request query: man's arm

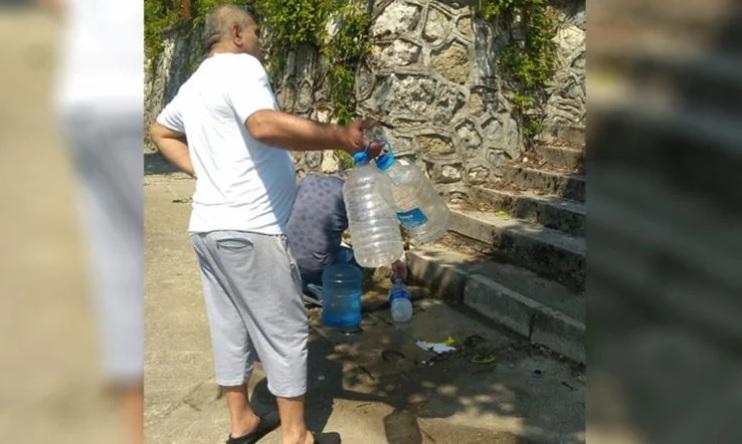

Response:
(246, 110), (379, 156)
(149, 122), (196, 178)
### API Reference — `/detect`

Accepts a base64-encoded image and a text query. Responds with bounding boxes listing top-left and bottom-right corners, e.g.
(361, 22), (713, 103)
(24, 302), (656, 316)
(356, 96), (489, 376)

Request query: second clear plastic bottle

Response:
(375, 148), (450, 244)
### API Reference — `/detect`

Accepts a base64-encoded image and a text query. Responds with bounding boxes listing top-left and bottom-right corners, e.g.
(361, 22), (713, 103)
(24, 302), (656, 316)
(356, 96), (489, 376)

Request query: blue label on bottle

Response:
(396, 208), (428, 228)
(389, 288), (410, 302)
(322, 290), (362, 328)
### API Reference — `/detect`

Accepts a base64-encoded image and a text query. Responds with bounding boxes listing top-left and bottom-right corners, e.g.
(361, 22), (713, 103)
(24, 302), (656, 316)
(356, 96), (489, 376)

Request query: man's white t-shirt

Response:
(156, 53), (297, 234)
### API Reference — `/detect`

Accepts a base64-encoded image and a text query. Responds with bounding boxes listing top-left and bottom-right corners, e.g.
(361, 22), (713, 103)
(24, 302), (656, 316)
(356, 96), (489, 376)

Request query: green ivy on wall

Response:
(256, 0), (371, 168)
(145, 0), (371, 169)
(146, 0), (371, 124)
(144, 0), (179, 60)
(145, 0), (254, 61)
(321, 2), (372, 126)
(257, 0), (371, 127)
(256, 0), (331, 79)
(325, 3), (372, 168)
(146, 0), (559, 151)
(475, 0), (558, 141)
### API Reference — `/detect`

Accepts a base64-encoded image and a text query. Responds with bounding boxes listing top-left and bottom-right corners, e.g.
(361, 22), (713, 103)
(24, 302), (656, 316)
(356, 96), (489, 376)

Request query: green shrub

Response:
(475, 0), (558, 144)
(146, 0), (372, 127)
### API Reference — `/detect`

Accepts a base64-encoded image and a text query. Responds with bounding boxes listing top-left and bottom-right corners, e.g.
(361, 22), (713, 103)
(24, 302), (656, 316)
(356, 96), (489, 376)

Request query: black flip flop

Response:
(225, 412), (280, 444)
(311, 431), (341, 444)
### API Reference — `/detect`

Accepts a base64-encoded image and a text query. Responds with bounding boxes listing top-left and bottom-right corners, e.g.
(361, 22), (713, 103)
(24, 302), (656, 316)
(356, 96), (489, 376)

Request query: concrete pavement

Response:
(144, 166), (585, 443)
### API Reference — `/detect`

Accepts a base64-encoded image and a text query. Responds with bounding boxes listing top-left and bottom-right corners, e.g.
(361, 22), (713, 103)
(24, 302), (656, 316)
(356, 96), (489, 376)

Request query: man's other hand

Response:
(391, 260), (408, 281)
(365, 140), (386, 160)
(341, 118), (381, 158)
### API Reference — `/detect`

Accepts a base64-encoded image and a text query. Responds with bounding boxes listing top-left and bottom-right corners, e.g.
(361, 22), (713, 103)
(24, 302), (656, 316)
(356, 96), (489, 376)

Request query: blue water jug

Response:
(321, 262), (363, 328)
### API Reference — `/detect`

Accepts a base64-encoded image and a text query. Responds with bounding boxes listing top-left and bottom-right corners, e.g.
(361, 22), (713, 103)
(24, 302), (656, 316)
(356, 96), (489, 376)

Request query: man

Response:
(149, 5), (380, 444)
(286, 174), (407, 306)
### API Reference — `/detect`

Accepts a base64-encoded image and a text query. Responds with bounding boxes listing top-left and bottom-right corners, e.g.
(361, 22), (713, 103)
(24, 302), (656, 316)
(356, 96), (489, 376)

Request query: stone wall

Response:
(542, 0), (586, 141)
(276, 0), (585, 199)
(144, 24), (203, 153)
(145, 0), (585, 198)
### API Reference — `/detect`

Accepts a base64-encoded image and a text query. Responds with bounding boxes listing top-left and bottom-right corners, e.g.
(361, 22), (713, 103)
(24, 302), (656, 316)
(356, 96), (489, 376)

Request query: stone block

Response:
(504, 166), (586, 202)
(374, 75), (437, 117)
(485, 148), (510, 171)
(464, 274), (536, 337)
(466, 165), (490, 185)
(449, 208), (585, 290)
(455, 120), (482, 157)
(372, 2), (422, 38)
(456, 15), (473, 38)
(406, 248), (469, 302)
(432, 85), (467, 125)
(470, 187), (586, 237)
(534, 145), (585, 172)
(417, 134), (455, 156)
(440, 164), (463, 183)
(321, 151), (339, 173)
(375, 39), (422, 67)
(482, 115), (520, 160)
(532, 309), (586, 363)
(423, 7), (450, 42)
(431, 41), (471, 84)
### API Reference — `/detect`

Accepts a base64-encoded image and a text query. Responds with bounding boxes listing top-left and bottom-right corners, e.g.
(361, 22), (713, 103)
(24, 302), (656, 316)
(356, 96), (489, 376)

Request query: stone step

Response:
(504, 165), (586, 202)
(534, 145), (585, 172)
(406, 246), (585, 363)
(470, 186), (586, 237)
(448, 207), (586, 290)
(537, 123), (585, 148)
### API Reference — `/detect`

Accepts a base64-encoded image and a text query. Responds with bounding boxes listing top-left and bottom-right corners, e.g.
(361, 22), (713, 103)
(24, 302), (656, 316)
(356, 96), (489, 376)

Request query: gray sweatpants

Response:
(190, 231), (308, 398)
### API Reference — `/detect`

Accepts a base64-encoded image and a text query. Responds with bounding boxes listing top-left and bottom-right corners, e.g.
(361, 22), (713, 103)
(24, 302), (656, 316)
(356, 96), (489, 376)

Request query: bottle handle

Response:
(364, 139), (394, 156)
(381, 140), (394, 156)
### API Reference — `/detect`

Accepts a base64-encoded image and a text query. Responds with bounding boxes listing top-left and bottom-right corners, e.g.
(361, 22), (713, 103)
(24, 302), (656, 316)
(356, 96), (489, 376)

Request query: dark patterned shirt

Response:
(286, 175), (347, 286)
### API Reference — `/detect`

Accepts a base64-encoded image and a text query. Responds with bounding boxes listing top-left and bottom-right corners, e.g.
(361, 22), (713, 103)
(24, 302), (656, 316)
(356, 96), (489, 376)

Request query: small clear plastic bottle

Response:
(389, 277), (413, 323)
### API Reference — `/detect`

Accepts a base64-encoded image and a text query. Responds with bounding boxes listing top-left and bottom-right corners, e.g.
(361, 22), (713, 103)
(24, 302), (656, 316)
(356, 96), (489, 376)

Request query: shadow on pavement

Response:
(145, 151), (181, 176)
(251, 288), (585, 443)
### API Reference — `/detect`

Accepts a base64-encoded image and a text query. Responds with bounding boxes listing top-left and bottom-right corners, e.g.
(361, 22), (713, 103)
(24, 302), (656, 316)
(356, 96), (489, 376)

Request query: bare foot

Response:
(230, 413), (260, 439)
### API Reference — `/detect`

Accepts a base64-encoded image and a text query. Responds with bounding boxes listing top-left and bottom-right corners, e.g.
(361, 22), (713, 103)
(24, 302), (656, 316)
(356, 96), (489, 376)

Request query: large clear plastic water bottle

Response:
(343, 151), (404, 268)
(375, 146), (450, 244)
(321, 262), (363, 328)
(389, 277), (413, 323)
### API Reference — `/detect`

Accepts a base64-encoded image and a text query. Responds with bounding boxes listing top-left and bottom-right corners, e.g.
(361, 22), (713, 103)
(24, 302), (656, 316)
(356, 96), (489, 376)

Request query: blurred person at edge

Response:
(39, 1), (144, 443)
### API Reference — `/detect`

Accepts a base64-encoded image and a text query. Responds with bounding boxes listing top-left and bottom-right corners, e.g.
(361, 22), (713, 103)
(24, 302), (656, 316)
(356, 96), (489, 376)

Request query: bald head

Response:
(203, 4), (261, 58)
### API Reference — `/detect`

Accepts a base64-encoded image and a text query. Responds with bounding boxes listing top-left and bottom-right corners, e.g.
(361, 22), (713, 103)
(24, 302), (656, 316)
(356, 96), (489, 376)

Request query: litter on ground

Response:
(416, 336), (457, 354)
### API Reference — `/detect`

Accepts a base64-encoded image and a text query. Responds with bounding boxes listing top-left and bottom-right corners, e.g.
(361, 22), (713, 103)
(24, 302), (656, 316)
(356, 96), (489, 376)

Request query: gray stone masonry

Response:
(145, 1), (586, 194)
(269, 0), (586, 191)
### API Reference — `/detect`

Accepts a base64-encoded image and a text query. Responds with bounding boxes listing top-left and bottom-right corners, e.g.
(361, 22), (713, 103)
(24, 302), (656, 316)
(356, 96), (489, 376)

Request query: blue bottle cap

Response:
(352, 151), (369, 165)
(375, 151), (396, 171)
